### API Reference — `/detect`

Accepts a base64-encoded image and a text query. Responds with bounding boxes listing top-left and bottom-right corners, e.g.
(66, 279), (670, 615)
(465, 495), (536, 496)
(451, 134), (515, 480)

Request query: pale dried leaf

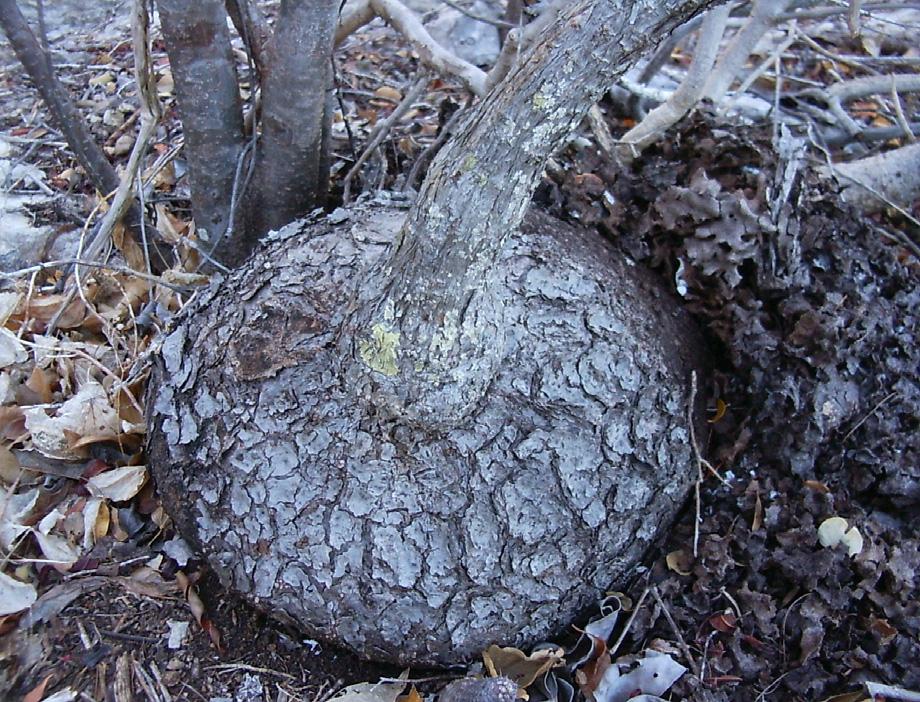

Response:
(0, 328), (28, 368)
(0, 487), (38, 550)
(0, 371), (13, 404)
(483, 644), (563, 688)
(0, 291), (22, 325)
(82, 497), (109, 549)
(0, 443), (22, 483)
(330, 680), (408, 702)
(35, 509), (81, 567)
(817, 517), (849, 548)
(842, 527), (864, 557)
(24, 381), (120, 459)
(0, 568), (38, 615)
(86, 465), (148, 501)
(593, 652), (687, 702)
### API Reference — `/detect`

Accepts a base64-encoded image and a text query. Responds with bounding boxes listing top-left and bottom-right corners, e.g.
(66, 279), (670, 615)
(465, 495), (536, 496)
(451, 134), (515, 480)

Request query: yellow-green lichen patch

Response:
(532, 92), (549, 109)
(359, 323), (400, 376)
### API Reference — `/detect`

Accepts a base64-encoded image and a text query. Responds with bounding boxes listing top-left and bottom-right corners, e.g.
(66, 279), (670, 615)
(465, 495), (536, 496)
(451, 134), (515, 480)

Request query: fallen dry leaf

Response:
(483, 644), (564, 688)
(666, 549), (692, 576)
(0, 568), (38, 614)
(24, 381), (121, 460)
(86, 465), (148, 502)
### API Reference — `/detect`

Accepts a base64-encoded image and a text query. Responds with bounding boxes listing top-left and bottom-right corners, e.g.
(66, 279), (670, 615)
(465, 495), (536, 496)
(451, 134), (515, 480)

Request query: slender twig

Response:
(608, 584), (651, 657)
(842, 391), (898, 442)
(687, 371), (704, 557)
(2, 259), (195, 292)
(403, 100), (468, 191)
(650, 586), (697, 671)
(890, 75), (917, 142)
(370, 0), (487, 95)
(440, 0), (514, 29)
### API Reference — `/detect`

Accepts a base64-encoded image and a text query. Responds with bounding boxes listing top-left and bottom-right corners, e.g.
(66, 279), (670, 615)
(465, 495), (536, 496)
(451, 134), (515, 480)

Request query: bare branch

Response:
(485, 26), (520, 91)
(335, 0), (376, 46)
(804, 72), (920, 136)
(702, 0), (791, 103)
(159, 0), (246, 263)
(246, 0), (339, 244)
(440, 0), (514, 29)
(83, 0), (164, 265)
(498, 0), (522, 45)
(824, 142), (920, 214)
(617, 4), (732, 161)
(370, 0), (487, 95)
(224, 0), (271, 74)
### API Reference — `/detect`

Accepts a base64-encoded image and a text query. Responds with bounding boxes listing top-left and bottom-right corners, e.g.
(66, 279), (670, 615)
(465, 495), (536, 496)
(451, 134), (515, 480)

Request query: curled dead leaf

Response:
(666, 549), (692, 576)
(86, 465), (148, 502)
(483, 644), (564, 688)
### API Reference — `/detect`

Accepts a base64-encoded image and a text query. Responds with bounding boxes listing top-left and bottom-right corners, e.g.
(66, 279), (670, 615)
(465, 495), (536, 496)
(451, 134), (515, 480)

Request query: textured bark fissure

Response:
(246, 0), (339, 242)
(352, 0), (716, 427)
(158, 0), (246, 263)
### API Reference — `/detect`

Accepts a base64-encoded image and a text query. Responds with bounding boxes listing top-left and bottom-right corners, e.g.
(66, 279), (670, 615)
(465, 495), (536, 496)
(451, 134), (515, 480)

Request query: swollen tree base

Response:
(148, 204), (706, 664)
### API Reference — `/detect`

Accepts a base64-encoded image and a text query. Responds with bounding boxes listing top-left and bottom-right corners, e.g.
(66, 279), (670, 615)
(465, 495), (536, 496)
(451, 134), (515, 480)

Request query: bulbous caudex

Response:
(148, 0), (716, 664)
(148, 205), (706, 663)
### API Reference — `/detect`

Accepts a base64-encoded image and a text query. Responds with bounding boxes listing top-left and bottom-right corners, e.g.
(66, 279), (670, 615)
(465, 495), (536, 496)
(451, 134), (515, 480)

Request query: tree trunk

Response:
(158, 0), (246, 265)
(350, 0), (716, 428)
(149, 0), (717, 664)
(245, 0), (339, 240)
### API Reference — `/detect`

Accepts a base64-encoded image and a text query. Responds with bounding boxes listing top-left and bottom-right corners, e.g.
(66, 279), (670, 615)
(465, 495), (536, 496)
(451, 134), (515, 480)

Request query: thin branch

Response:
(224, 0), (270, 74)
(1, 259), (195, 292)
(0, 0), (119, 194)
(617, 4), (732, 161)
(402, 99), (468, 192)
(485, 25), (521, 91)
(651, 586), (697, 671)
(803, 72), (920, 136)
(335, 0), (376, 46)
(499, 0), (522, 45)
(891, 75), (917, 142)
(83, 0), (163, 264)
(370, 0), (487, 95)
(440, 0), (514, 29)
(702, 0), (792, 103)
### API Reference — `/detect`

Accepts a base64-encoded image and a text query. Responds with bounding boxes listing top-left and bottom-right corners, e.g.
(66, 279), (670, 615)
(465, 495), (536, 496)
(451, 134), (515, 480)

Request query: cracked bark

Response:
(149, 0), (715, 664)
(149, 205), (706, 664)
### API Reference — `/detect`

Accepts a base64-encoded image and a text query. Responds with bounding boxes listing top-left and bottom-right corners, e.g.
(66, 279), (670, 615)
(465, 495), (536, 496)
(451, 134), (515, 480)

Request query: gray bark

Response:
(148, 205), (706, 664)
(158, 0), (246, 262)
(246, 0), (339, 241)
